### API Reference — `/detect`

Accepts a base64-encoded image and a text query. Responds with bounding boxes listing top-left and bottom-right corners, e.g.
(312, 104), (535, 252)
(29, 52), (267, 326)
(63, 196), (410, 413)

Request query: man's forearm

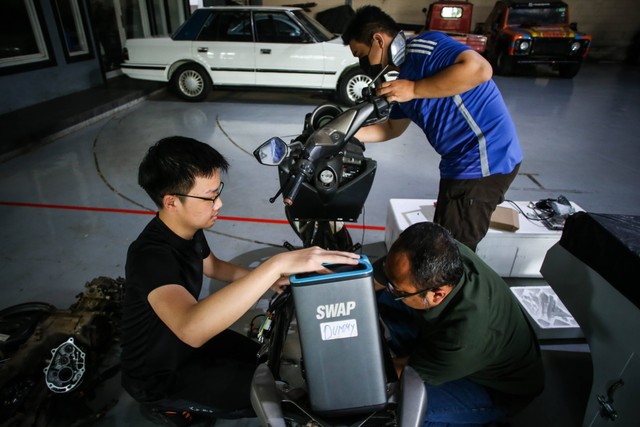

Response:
(355, 122), (391, 142)
(355, 118), (410, 142)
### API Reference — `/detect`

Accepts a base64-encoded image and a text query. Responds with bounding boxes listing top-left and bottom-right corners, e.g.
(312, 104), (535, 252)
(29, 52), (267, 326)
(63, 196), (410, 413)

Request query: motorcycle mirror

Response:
(253, 137), (289, 166)
(369, 65), (389, 90)
(364, 32), (406, 93)
(388, 31), (406, 67)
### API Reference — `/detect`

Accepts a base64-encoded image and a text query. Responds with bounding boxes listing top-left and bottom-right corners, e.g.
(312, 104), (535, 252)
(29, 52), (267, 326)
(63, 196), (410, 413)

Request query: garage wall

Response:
(564, 0), (640, 62)
(264, 0), (640, 62)
(0, 0), (104, 116)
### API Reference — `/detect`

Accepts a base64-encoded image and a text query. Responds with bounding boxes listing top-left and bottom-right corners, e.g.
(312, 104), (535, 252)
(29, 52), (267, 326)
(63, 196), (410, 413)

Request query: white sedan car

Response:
(121, 6), (371, 105)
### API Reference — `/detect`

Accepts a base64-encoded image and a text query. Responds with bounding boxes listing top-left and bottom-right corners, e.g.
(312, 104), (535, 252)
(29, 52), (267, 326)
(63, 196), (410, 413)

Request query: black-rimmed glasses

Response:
(173, 182), (224, 205)
(386, 280), (429, 301)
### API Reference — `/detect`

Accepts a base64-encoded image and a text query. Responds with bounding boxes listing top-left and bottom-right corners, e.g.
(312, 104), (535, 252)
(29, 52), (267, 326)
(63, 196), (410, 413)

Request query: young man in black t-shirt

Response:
(121, 136), (360, 425)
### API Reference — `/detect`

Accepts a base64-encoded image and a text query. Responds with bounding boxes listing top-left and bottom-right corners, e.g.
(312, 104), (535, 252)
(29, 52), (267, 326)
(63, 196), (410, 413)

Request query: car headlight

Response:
(570, 41), (581, 52)
(515, 39), (531, 55)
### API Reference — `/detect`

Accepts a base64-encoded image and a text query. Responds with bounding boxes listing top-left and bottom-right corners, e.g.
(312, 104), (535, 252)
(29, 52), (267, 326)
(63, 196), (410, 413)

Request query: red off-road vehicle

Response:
(479, 0), (591, 77)
(422, 0), (487, 53)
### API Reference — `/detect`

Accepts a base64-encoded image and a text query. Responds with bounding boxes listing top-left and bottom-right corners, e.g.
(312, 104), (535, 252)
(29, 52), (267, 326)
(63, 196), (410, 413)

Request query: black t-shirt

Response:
(121, 215), (210, 401)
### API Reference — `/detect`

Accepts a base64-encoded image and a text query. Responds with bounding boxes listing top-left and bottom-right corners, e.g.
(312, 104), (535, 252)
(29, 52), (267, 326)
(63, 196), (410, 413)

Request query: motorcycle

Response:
(252, 93), (384, 252)
(250, 86), (428, 427)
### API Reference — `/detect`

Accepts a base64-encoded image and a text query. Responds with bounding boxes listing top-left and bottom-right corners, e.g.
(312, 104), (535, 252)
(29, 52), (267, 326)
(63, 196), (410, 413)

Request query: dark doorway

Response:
(89, 0), (123, 73)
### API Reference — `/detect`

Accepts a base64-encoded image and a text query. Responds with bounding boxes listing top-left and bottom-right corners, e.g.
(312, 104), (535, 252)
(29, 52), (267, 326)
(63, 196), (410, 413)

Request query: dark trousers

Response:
(433, 164), (520, 251)
(147, 329), (259, 418)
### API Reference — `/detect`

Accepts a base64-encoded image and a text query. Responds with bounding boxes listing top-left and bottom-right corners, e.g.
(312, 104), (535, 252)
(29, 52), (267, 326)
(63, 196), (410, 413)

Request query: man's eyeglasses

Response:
(386, 280), (429, 301)
(173, 182), (224, 205)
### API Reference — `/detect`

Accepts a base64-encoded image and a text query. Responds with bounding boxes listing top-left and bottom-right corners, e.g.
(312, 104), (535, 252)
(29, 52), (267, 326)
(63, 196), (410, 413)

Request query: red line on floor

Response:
(0, 201), (386, 231)
(0, 201), (152, 215)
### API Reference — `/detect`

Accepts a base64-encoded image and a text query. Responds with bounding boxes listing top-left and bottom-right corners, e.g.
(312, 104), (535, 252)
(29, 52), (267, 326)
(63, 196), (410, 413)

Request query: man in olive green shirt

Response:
(376, 222), (543, 425)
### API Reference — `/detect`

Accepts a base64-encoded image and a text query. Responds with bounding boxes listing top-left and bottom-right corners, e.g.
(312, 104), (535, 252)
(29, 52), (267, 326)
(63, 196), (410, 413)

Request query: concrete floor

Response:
(1, 61), (639, 426)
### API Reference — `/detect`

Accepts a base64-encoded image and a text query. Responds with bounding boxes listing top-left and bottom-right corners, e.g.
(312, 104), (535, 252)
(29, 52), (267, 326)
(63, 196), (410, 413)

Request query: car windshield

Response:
(507, 6), (568, 26)
(292, 10), (335, 42)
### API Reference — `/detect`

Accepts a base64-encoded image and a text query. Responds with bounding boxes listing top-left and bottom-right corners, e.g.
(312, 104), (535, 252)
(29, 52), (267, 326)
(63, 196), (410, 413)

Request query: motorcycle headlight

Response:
(318, 169), (335, 186)
(315, 167), (339, 193)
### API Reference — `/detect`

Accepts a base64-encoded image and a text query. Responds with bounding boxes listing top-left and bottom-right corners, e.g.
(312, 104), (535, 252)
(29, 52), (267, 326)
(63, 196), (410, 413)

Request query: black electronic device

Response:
(534, 195), (575, 230)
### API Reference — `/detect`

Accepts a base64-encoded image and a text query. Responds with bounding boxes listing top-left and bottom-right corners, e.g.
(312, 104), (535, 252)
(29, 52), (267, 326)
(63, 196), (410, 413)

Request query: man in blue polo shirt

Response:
(342, 6), (522, 251)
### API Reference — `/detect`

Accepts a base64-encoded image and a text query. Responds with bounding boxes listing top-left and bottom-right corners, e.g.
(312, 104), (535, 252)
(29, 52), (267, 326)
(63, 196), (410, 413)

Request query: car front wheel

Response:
(172, 64), (212, 102)
(337, 67), (371, 106)
(495, 51), (514, 76)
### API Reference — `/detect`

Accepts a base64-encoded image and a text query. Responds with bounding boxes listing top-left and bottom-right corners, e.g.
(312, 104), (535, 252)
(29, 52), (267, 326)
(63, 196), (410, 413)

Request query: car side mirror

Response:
(253, 137), (289, 166)
(300, 32), (313, 43)
(570, 22), (578, 31)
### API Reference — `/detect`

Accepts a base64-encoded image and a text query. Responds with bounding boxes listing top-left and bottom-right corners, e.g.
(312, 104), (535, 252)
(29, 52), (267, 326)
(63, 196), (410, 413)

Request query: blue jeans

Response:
(376, 291), (506, 426)
(423, 378), (506, 426)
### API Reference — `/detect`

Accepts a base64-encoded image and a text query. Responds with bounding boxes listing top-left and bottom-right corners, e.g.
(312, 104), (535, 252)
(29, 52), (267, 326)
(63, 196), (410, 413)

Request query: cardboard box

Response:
(490, 206), (520, 231)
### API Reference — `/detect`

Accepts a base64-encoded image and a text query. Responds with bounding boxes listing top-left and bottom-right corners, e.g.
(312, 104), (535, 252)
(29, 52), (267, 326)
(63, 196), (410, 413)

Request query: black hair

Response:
(138, 136), (229, 208)
(389, 222), (463, 290)
(341, 5), (401, 46)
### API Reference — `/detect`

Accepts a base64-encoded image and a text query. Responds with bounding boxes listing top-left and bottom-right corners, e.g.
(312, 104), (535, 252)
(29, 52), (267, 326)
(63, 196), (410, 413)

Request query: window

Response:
(441, 7), (463, 19)
(0, 0), (52, 70)
(198, 11), (252, 42)
(292, 10), (332, 42)
(254, 12), (304, 44)
(507, 7), (568, 26)
(53, 0), (91, 60)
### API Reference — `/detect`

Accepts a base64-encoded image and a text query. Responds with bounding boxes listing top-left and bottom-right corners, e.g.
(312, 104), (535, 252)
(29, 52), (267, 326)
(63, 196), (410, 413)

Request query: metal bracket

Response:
(597, 378), (624, 421)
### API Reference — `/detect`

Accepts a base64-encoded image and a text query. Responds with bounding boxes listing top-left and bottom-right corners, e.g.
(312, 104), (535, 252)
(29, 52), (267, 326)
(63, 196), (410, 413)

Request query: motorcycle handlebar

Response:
(283, 173), (305, 206)
(277, 94), (390, 206)
(283, 158), (313, 206)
